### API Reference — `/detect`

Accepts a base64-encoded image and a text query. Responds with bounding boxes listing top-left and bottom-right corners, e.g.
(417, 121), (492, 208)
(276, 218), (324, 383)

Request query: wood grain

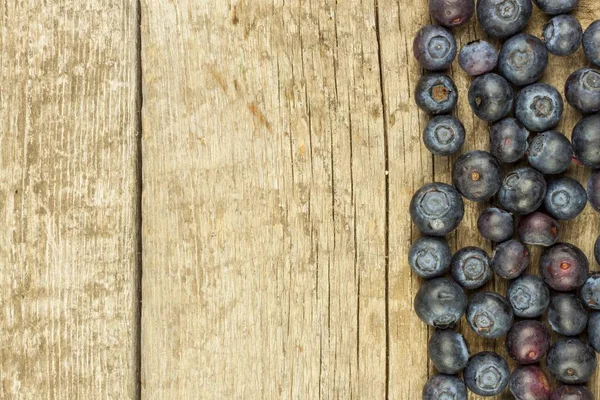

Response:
(139, 1), (600, 399)
(0, 1), (140, 399)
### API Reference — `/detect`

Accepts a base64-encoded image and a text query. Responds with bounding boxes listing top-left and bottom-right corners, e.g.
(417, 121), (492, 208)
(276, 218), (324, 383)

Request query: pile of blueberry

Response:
(410, 0), (600, 398)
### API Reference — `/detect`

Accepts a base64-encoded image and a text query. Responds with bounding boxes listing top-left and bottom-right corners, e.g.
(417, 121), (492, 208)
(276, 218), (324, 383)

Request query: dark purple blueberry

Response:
(515, 83), (563, 132)
(506, 320), (551, 364)
(499, 34), (548, 86)
(468, 73), (514, 122)
(415, 74), (458, 115)
(540, 243), (589, 292)
(548, 293), (589, 336)
(533, 0), (578, 15)
(542, 15), (583, 56)
(565, 68), (600, 114)
(410, 182), (465, 236)
(458, 40), (498, 76)
(587, 169), (600, 211)
(428, 329), (470, 374)
(580, 273), (600, 310)
(507, 275), (550, 318)
(430, 0), (475, 27)
(589, 312), (600, 353)
(498, 167), (547, 215)
(476, 0), (532, 39)
(414, 277), (467, 328)
(413, 25), (457, 71)
(543, 177), (587, 220)
(450, 246), (492, 289)
(527, 131), (573, 174)
(423, 115), (465, 156)
(408, 236), (452, 279)
(489, 118), (529, 163)
(478, 207), (514, 243)
(509, 365), (551, 400)
(517, 211), (560, 247)
(423, 374), (467, 400)
(550, 385), (594, 400)
(464, 351), (510, 396)
(572, 114), (600, 168)
(466, 292), (514, 338)
(583, 20), (600, 67)
(452, 150), (502, 202)
(546, 338), (597, 384)
(491, 239), (530, 279)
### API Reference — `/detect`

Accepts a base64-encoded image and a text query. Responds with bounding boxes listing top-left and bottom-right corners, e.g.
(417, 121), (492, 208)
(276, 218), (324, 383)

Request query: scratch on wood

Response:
(207, 66), (229, 92)
(247, 102), (272, 132)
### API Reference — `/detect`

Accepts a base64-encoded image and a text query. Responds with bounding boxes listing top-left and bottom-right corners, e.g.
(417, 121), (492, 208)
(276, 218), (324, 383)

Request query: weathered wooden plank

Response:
(0, 1), (140, 399)
(140, 0), (387, 398)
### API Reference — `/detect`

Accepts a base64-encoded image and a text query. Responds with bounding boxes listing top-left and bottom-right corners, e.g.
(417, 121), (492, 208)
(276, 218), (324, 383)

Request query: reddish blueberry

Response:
(506, 320), (551, 364)
(517, 211), (560, 247)
(491, 239), (530, 279)
(423, 374), (468, 400)
(550, 385), (594, 400)
(540, 242), (589, 291)
(477, 207), (514, 243)
(509, 365), (551, 400)
(489, 118), (529, 163)
(429, 0), (475, 27)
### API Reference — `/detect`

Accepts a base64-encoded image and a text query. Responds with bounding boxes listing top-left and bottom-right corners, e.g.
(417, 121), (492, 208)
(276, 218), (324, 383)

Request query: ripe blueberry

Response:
(507, 275), (550, 318)
(466, 292), (514, 338)
(476, 0), (532, 39)
(543, 177), (587, 220)
(527, 131), (573, 175)
(423, 374), (468, 400)
(458, 40), (498, 76)
(580, 273), (600, 310)
(583, 20), (600, 67)
(464, 351), (510, 396)
(489, 118), (529, 163)
(415, 74), (458, 115)
(509, 365), (551, 400)
(468, 73), (514, 122)
(542, 14), (583, 56)
(550, 385), (594, 400)
(533, 0), (578, 15)
(516, 83), (563, 132)
(429, 0), (475, 27)
(587, 169), (600, 211)
(499, 34), (548, 86)
(491, 239), (530, 279)
(546, 338), (597, 384)
(572, 114), (600, 168)
(408, 236), (452, 279)
(428, 329), (470, 374)
(517, 211), (560, 247)
(423, 115), (465, 156)
(540, 242), (589, 292)
(548, 293), (589, 336)
(414, 277), (467, 328)
(565, 68), (600, 114)
(410, 182), (464, 236)
(452, 150), (502, 202)
(588, 312), (600, 353)
(506, 320), (551, 364)
(450, 246), (492, 289)
(498, 167), (547, 215)
(477, 207), (514, 243)
(413, 25), (457, 71)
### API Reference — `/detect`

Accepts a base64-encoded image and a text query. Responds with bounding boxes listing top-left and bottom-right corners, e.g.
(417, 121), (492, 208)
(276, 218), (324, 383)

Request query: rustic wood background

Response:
(1, 0), (599, 399)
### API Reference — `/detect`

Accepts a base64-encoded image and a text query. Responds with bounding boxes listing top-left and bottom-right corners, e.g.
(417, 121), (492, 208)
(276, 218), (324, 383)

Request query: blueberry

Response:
(499, 34), (548, 86)
(468, 73), (514, 122)
(572, 114), (600, 168)
(540, 243), (589, 292)
(546, 338), (597, 384)
(543, 177), (587, 220)
(430, 0), (475, 27)
(498, 167), (547, 215)
(415, 74), (459, 115)
(587, 169), (600, 211)
(533, 0), (578, 15)
(515, 83), (563, 132)
(588, 312), (600, 353)
(548, 293), (588, 336)
(477, 207), (514, 243)
(476, 0), (532, 39)
(464, 351), (510, 396)
(517, 211), (560, 247)
(413, 25), (457, 71)
(452, 150), (502, 202)
(596, 234), (600, 264)
(507, 275), (550, 318)
(466, 292), (514, 338)
(414, 277), (467, 328)
(423, 115), (465, 156)
(580, 273), (600, 310)
(509, 365), (551, 400)
(489, 118), (530, 163)
(550, 385), (594, 400)
(565, 68), (600, 114)
(527, 131), (573, 174)
(542, 14), (583, 56)
(410, 182), (465, 236)
(428, 329), (470, 374)
(491, 239), (530, 279)
(458, 40), (498, 76)
(408, 236), (452, 279)
(450, 247), (492, 289)
(583, 20), (600, 67)
(506, 320), (551, 364)
(423, 374), (468, 400)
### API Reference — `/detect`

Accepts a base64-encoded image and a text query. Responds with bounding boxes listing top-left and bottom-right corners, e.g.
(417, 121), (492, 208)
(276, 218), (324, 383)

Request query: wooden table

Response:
(1, 1), (600, 398)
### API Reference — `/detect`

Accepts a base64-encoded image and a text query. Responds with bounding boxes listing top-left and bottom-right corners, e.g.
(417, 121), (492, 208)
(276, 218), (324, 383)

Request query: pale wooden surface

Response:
(0, 1), (140, 399)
